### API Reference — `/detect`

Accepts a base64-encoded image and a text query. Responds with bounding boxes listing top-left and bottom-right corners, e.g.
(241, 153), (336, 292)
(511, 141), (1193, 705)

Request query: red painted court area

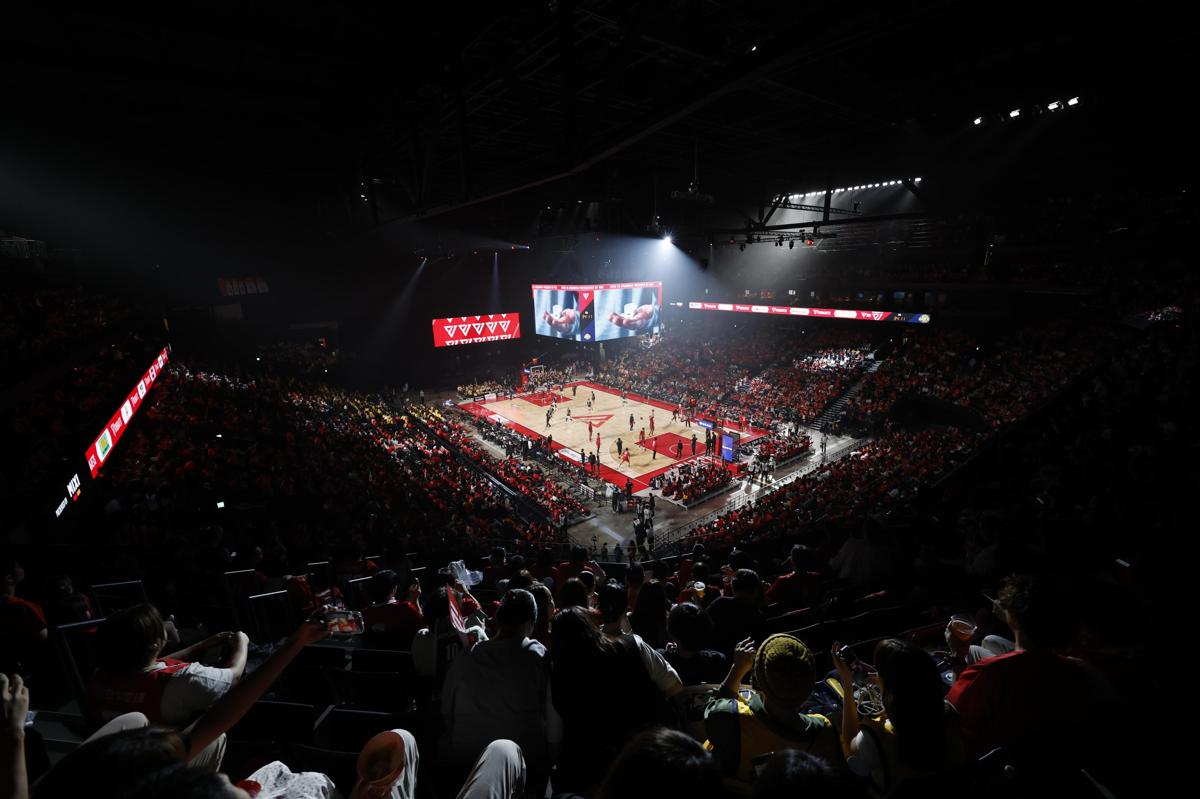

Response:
(459, 380), (764, 492)
(637, 431), (706, 458)
(520, 390), (572, 407)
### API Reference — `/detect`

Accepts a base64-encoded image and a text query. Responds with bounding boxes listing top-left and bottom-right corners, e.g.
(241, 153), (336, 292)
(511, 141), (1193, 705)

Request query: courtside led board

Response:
(432, 313), (521, 347)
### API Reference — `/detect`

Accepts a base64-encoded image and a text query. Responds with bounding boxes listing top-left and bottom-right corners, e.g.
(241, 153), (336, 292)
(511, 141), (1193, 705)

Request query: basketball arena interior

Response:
(1, 4), (1194, 798)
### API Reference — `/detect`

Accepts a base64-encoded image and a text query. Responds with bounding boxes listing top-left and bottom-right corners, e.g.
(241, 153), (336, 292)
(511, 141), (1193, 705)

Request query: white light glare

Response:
(1067, 96), (1080, 106)
(914, 177), (922, 183)
(1047, 101), (1061, 111)
(973, 117), (983, 125)
(663, 235), (673, 244)
(1009, 109), (1021, 118)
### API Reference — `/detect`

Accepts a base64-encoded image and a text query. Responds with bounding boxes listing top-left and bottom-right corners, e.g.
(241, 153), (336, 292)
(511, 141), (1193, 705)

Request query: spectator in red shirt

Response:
(552, 546), (606, 595)
(1, 555), (48, 673)
(480, 547), (508, 589)
(362, 570), (424, 648)
(765, 545), (821, 611)
(88, 603), (249, 726)
(671, 544), (706, 587)
(946, 574), (1097, 759)
(284, 565), (344, 618)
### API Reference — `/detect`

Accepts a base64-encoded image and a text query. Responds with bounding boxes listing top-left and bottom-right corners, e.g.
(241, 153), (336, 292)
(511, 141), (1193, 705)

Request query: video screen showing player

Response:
(533, 288), (582, 339)
(594, 285), (661, 341)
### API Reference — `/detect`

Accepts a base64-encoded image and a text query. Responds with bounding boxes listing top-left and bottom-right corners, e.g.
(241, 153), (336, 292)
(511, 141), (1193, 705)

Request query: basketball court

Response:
(458, 380), (767, 492)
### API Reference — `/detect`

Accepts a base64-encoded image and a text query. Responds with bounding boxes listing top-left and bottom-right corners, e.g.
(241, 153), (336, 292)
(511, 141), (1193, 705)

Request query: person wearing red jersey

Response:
(88, 604), (248, 726)
(1, 556), (47, 674)
(362, 570), (425, 648)
(946, 574), (1099, 760)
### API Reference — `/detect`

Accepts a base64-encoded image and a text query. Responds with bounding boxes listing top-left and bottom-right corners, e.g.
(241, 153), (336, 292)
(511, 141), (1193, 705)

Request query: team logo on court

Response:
(574, 414), (614, 428)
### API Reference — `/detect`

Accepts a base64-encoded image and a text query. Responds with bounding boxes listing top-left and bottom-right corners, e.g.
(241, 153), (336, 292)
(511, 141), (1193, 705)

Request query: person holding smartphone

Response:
(832, 639), (962, 795)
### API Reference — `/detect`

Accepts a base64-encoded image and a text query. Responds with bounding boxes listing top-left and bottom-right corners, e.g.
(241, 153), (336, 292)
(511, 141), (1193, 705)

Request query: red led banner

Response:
(432, 313), (521, 347)
(687, 302), (930, 324)
(84, 346), (171, 478)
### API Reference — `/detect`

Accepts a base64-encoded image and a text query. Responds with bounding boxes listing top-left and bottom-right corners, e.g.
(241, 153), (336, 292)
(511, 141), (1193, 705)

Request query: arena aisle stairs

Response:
(812, 356), (883, 432)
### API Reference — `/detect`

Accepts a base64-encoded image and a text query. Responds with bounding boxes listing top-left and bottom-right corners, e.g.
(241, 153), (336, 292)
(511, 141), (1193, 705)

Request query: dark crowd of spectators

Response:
(598, 325), (873, 430)
(658, 460), (734, 506)
(3, 243), (1189, 798)
(843, 324), (1100, 432)
(0, 254), (140, 385)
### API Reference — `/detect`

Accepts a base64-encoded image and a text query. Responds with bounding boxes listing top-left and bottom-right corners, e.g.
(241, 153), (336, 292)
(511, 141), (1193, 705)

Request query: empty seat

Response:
(90, 580), (149, 617)
(344, 576), (373, 611)
(351, 648), (412, 674)
(276, 645), (348, 705)
(325, 669), (414, 714)
(322, 708), (402, 752)
(293, 645), (349, 671)
(764, 607), (815, 635)
(229, 700), (319, 745)
(50, 618), (107, 727)
(223, 569), (263, 626)
(245, 590), (297, 644)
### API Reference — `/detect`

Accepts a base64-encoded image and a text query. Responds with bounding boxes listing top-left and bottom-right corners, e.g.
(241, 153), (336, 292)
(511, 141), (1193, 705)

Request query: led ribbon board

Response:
(85, 346), (171, 478)
(687, 302), (930, 323)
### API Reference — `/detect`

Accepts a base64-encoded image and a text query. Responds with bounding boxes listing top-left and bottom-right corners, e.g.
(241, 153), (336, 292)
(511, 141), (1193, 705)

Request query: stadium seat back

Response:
(223, 569), (261, 624)
(229, 700), (319, 745)
(351, 648), (413, 674)
(325, 669), (414, 713)
(245, 590), (297, 644)
(322, 708), (402, 752)
(345, 576), (373, 610)
(90, 580), (149, 617)
(50, 618), (106, 728)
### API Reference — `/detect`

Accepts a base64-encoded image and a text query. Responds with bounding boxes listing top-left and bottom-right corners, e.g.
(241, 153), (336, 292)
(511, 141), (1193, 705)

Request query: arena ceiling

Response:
(4, 1), (1197, 245)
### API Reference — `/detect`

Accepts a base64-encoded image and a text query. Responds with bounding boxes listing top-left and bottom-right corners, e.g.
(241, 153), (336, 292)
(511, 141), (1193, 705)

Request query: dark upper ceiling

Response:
(3, 1), (1197, 252)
